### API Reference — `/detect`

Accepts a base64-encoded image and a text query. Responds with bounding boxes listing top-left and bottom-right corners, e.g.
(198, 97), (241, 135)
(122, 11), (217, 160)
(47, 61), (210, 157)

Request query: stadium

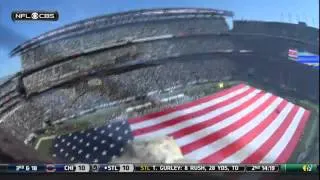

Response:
(0, 8), (318, 164)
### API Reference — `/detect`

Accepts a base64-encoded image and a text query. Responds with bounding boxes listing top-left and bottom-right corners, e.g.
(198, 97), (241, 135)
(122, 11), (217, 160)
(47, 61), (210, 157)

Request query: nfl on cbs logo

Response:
(12, 11), (59, 21)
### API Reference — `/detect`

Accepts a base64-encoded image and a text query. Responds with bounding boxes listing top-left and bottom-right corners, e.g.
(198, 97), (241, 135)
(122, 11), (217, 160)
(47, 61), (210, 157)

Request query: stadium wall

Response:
(233, 55), (319, 102)
(0, 9), (319, 141)
(233, 20), (319, 44)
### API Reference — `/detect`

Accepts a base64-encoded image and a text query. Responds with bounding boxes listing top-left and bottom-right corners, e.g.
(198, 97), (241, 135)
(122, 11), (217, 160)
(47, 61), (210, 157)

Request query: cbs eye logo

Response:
(12, 11), (59, 21)
(31, 12), (39, 20)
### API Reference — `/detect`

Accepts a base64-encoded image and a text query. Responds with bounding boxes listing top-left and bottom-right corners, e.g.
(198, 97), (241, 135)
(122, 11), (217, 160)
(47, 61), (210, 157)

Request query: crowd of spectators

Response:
(22, 35), (234, 95)
(22, 17), (228, 71)
(0, 58), (236, 141)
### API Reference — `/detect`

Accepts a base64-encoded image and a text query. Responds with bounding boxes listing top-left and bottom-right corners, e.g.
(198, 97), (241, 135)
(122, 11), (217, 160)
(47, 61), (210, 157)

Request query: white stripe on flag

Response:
(175, 93), (274, 147)
(220, 103), (294, 163)
(260, 107), (305, 163)
(130, 85), (251, 130)
(134, 88), (261, 140)
(183, 96), (283, 160)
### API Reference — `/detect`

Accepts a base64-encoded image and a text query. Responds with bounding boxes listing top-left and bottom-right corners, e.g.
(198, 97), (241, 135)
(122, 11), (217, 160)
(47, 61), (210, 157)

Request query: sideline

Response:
(34, 135), (56, 150)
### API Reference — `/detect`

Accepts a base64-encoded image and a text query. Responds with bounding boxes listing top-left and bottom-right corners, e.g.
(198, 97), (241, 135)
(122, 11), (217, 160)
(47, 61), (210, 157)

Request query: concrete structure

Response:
(233, 20), (319, 43)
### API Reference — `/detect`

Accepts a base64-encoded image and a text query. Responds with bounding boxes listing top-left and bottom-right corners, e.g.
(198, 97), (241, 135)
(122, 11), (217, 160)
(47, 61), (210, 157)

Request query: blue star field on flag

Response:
(51, 120), (133, 163)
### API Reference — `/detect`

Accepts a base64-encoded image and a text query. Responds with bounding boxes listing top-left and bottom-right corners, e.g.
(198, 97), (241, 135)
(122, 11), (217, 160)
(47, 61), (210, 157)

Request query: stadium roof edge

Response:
(233, 19), (320, 30)
(10, 7), (234, 57)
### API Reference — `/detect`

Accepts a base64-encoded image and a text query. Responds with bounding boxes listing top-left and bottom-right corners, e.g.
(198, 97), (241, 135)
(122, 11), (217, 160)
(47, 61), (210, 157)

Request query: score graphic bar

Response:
(0, 164), (318, 173)
(134, 164), (246, 172)
(280, 164), (318, 173)
(246, 165), (279, 172)
(11, 11), (59, 21)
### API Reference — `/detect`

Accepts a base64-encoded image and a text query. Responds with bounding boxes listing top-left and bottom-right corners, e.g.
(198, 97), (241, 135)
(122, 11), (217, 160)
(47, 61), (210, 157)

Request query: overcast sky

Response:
(0, 0), (319, 77)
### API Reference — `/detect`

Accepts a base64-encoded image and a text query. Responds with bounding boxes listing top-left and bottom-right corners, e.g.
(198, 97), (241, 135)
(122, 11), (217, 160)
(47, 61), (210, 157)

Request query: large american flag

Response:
(51, 84), (310, 164)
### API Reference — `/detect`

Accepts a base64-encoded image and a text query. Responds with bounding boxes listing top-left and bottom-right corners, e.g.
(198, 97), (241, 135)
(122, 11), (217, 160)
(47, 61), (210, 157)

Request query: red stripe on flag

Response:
(275, 110), (311, 163)
(180, 94), (277, 155)
(132, 87), (255, 136)
(169, 89), (264, 139)
(201, 100), (289, 163)
(241, 105), (299, 163)
(128, 83), (246, 124)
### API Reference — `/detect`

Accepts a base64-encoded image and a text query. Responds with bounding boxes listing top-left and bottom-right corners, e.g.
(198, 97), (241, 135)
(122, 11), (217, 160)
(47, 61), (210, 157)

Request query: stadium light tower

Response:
(288, 13), (292, 23)
(312, 18), (315, 27)
(296, 14), (300, 23)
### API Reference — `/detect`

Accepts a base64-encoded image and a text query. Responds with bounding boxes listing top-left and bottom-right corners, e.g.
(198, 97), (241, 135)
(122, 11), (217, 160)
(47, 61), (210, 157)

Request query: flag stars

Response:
(52, 122), (132, 164)
(78, 149), (83, 154)
(85, 154), (90, 159)
(57, 135), (61, 139)
(102, 150), (107, 156)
